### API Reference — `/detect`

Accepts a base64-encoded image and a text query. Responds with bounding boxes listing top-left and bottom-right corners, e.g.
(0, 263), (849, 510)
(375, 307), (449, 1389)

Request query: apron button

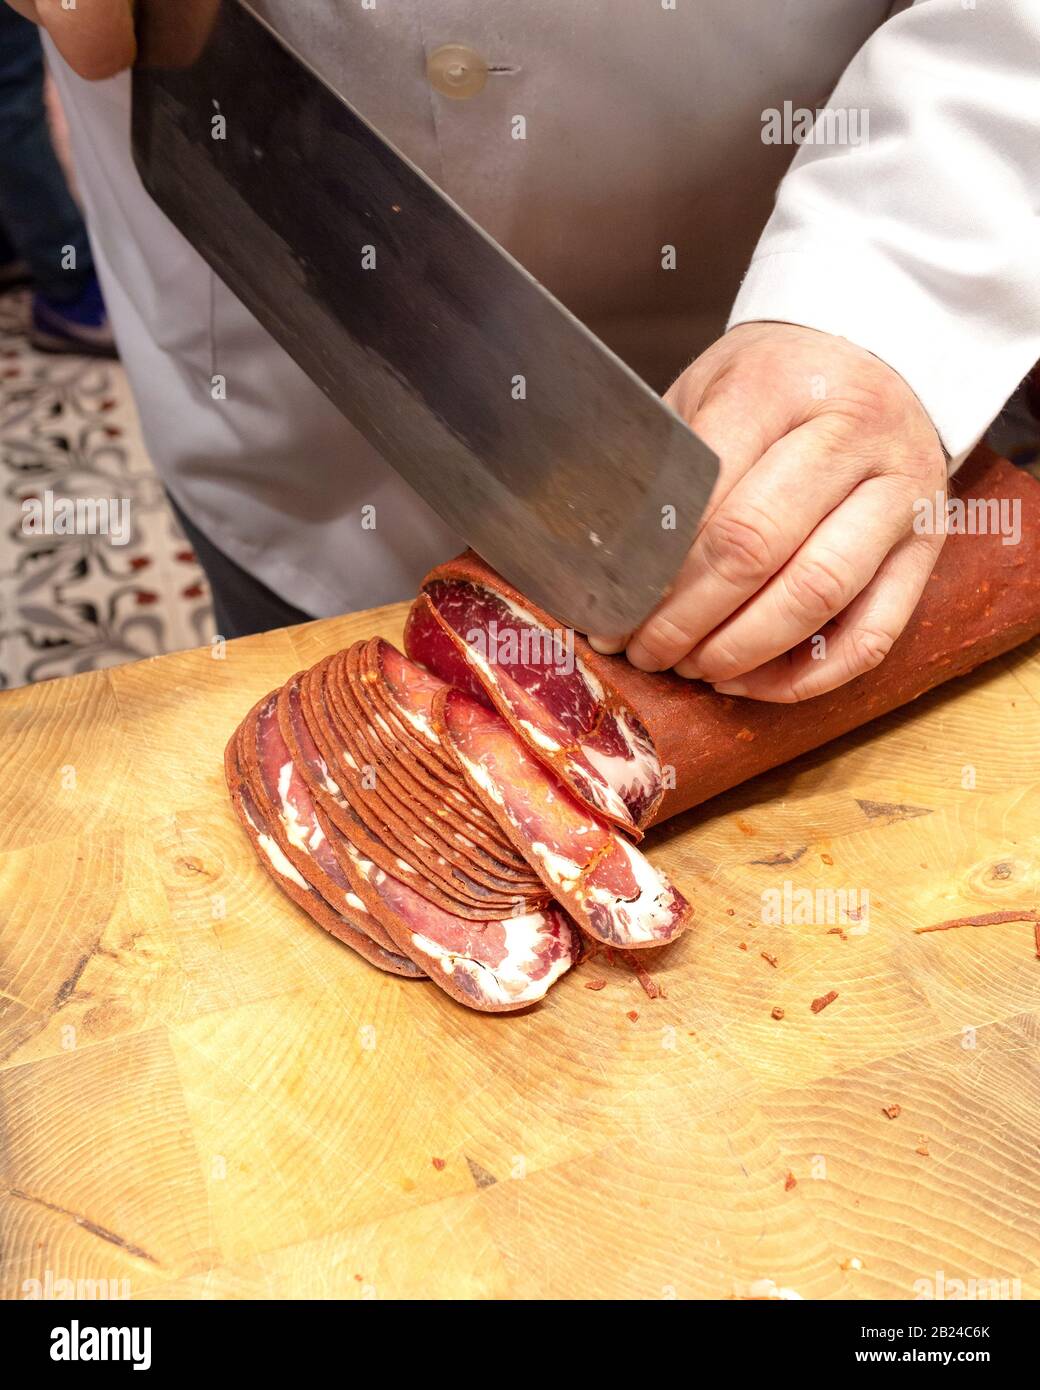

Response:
(427, 44), (489, 100)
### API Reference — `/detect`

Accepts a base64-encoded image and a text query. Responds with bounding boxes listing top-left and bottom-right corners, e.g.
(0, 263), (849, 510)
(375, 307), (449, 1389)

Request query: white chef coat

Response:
(729, 0), (1040, 465)
(43, 0), (1040, 617)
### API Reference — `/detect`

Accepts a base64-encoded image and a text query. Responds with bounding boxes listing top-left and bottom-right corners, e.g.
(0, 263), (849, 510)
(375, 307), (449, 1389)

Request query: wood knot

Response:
(174, 855), (207, 877)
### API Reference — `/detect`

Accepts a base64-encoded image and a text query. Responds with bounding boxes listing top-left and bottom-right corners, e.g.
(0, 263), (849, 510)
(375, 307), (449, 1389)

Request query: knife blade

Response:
(131, 0), (719, 633)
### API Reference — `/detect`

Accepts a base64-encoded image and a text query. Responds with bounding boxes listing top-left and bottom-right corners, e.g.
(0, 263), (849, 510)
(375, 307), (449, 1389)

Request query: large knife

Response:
(131, 0), (719, 633)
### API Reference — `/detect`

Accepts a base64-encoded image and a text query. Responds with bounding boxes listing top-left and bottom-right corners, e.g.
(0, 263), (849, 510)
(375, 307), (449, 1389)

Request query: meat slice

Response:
(278, 672), (524, 922)
(247, 690), (405, 957)
(300, 656), (526, 916)
(339, 643), (545, 891)
(358, 638), (532, 870)
(366, 633), (465, 764)
(434, 688), (690, 949)
(333, 831), (578, 1012)
(321, 644), (539, 906)
(406, 584), (660, 829)
(278, 671), (435, 896)
(223, 711), (425, 978)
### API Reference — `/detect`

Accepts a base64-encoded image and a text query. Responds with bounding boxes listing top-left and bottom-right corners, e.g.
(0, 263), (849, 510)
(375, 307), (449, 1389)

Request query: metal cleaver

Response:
(131, 0), (719, 633)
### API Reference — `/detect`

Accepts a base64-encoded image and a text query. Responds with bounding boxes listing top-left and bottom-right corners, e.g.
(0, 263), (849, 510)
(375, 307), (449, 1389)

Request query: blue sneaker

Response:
(31, 272), (117, 358)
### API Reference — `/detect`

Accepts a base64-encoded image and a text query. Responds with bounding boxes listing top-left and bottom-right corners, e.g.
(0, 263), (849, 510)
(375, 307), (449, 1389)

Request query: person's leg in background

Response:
(0, 5), (115, 354)
(166, 493), (316, 640)
(0, 220), (30, 288)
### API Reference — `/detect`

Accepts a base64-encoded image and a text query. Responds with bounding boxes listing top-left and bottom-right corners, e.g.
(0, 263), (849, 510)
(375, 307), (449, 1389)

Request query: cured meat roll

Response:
(406, 447), (1040, 826)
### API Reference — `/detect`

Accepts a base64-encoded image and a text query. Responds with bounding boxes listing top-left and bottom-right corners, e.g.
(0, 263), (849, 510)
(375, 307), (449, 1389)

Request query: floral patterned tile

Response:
(0, 288), (213, 689)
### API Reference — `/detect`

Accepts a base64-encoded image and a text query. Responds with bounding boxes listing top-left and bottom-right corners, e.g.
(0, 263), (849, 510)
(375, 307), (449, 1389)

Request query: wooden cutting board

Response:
(2, 605), (1039, 1301)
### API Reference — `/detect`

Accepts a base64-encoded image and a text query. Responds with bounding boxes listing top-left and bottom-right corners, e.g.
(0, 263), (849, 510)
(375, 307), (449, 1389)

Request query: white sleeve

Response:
(728, 0), (1040, 463)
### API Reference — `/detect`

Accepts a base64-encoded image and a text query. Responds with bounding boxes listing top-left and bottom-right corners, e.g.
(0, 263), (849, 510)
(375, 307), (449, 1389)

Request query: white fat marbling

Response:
(456, 751), (506, 807)
(581, 836), (679, 943)
(257, 832), (310, 891)
(277, 760), (313, 852)
(410, 911), (571, 1004)
(530, 843), (581, 893)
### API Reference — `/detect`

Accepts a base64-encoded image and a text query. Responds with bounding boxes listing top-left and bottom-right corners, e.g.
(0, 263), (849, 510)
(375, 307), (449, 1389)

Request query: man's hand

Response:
(590, 322), (948, 702)
(6, 1), (136, 79)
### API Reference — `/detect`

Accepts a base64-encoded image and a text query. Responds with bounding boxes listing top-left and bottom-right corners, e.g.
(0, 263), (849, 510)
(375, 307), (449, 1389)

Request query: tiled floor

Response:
(0, 287), (213, 689)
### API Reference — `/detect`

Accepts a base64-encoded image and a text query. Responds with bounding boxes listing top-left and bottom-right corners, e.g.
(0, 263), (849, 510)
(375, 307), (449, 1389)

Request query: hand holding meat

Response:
(592, 322), (948, 704)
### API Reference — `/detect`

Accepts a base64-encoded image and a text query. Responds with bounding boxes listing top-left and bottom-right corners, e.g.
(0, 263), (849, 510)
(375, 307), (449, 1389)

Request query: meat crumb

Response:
(739, 941), (748, 951)
(771, 1006), (785, 1021)
(915, 909), (1040, 961)
(431, 1157), (446, 1171)
(784, 1171), (797, 1191)
(584, 978), (607, 991)
(916, 1139), (931, 1157)
(840, 1257), (863, 1272)
(761, 951), (779, 968)
(882, 1103), (902, 1120)
(821, 853), (834, 866)
(810, 989), (839, 1014)
(626, 1010), (639, 1022)
(617, 949), (664, 999)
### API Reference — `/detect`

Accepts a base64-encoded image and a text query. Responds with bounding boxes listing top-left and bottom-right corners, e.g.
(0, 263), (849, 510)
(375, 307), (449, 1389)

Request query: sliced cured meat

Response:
(278, 671), (431, 894)
(434, 688), (690, 949)
(246, 691), (402, 957)
(356, 640), (451, 765)
(301, 656), (532, 916)
(223, 714), (424, 978)
(380, 610), (489, 735)
(406, 586), (659, 830)
(358, 639), (531, 870)
(332, 828), (578, 1012)
(279, 674), (532, 923)
(408, 449), (1040, 827)
(341, 643), (541, 887)
(323, 649), (545, 909)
